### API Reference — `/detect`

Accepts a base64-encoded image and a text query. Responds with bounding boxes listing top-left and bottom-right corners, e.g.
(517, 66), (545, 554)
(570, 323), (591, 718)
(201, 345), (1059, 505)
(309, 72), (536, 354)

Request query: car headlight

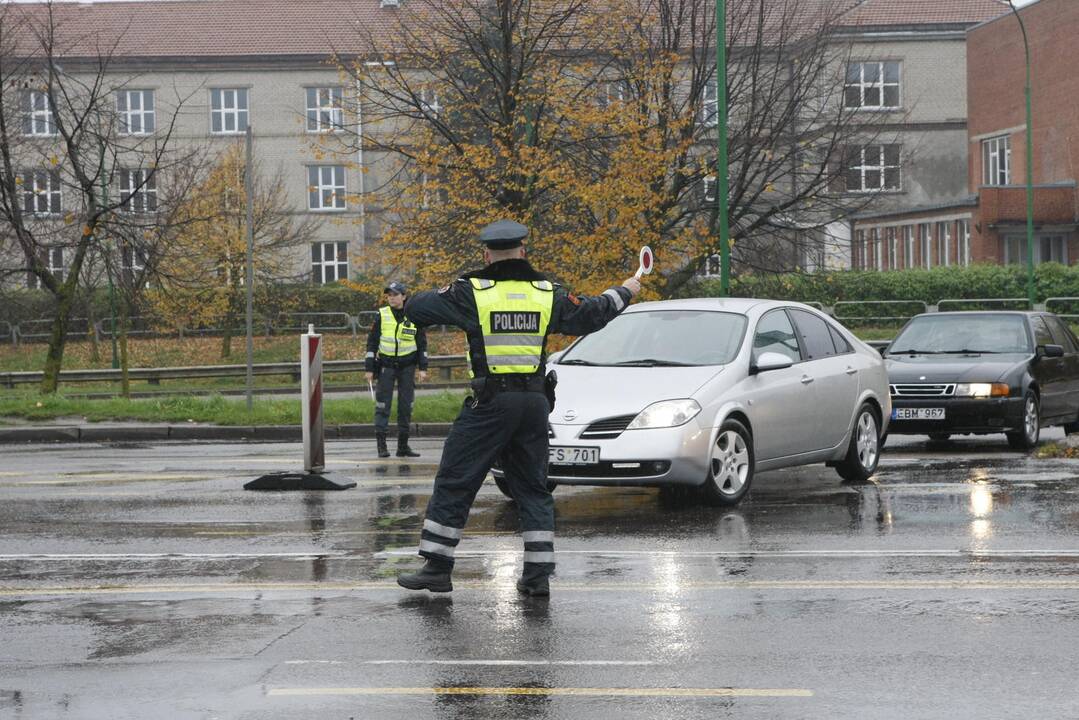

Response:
(626, 399), (702, 429)
(955, 383), (1010, 398)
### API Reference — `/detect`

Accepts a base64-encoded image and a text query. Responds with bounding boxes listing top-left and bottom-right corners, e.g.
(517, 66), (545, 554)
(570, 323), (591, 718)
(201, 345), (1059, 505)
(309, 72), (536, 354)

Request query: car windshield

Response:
(890, 315), (1032, 355)
(560, 310), (746, 367)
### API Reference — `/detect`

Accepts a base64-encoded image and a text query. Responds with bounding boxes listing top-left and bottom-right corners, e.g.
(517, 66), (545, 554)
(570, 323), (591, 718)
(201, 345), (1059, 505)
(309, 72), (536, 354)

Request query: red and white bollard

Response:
(243, 323), (354, 491)
(301, 323), (325, 474)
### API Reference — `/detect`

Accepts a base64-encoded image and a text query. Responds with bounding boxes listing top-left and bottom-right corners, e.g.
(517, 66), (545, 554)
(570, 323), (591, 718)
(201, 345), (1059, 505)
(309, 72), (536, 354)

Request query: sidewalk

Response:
(0, 420), (454, 443)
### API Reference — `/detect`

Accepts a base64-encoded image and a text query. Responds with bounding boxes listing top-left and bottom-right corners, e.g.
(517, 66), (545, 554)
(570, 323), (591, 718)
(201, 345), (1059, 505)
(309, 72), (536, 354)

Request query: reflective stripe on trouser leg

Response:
(419, 520), (462, 567)
(523, 531), (554, 572)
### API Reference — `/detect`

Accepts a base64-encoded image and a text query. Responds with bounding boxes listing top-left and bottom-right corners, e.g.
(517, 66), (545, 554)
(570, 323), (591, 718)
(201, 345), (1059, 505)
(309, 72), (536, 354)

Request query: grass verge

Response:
(0, 391), (466, 426)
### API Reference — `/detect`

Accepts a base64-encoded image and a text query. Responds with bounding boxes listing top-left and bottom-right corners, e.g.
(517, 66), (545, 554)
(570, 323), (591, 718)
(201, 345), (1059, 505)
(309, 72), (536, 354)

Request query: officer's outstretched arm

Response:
(550, 283), (636, 336)
(403, 281), (479, 332)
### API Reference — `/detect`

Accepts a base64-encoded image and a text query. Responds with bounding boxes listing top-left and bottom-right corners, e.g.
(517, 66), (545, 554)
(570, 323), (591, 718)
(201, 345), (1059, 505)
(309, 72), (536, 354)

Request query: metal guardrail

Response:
(1045, 297), (1079, 321)
(936, 297), (1032, 312)
(0, 354), (469, 389)
(832, 300), (928, 323)
(276, 312), (352, 333)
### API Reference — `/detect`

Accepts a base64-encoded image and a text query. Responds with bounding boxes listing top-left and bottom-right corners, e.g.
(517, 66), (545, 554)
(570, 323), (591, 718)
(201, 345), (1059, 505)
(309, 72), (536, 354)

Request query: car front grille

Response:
(578, 414), (638, 440)
(890, 383), (956, 397)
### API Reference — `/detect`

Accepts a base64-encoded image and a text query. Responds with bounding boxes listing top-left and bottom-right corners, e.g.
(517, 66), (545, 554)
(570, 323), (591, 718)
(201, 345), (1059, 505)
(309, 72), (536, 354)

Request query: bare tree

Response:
(0, 2), (200, 392)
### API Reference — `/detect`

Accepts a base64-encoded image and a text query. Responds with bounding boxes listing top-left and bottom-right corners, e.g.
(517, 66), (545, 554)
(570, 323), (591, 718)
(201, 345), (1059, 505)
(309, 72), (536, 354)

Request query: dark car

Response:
(884, 311), (1079, 449)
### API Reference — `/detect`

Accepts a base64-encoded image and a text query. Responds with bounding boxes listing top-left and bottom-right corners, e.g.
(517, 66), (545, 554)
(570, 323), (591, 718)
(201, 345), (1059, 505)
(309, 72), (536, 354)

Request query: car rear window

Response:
(890, 314), (1031, 354)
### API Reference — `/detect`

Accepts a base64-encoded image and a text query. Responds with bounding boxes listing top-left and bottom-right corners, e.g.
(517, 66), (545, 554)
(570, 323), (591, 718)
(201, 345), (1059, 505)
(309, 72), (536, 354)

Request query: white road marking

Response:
(284, 659), (660, 666)
(0, 552), (347, 561)
(375, 548), (1079, 559)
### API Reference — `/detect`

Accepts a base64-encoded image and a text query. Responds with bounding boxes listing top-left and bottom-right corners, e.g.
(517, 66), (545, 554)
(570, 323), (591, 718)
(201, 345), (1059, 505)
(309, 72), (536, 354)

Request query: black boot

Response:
(396, 431), (420, 457)
(376, 433), (390, 458)
(397, 559), (453, 593)
(516, 566), (551, 597)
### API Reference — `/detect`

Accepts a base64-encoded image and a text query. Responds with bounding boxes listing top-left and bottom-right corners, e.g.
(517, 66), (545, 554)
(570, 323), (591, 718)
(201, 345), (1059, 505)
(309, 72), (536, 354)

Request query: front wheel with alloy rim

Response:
(701, 419), (754, 506)
(1006, 392), (1040, 450)
(836, 403), (881, 483)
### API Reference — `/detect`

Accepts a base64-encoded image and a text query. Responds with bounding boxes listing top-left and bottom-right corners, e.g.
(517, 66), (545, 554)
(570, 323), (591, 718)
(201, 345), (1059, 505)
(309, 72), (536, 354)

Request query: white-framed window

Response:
(21, 170), (62, 215)
(845, 61), (901, 110)
(419, 87), (441, 117)
(856, 230), (866, 270)
(117, 89), (155, 135)
(701, 80), (719, 127)
(702, 174), (716, 203)
(305, 87), (343, 132)
(872, 229), (882, 271)
(121, 243), (149, 287)
(846, 145), (901, 193)
(958, 219), (971, 266)
(28, 247), (64, 288)
(919, 223), (931, 269)
(936, 221), (952, 267)
(22, 90), (56, 136)
(311, 241), (349, 284)
(982, 135), (1011, 186)
(1005, 235), (1068, 265)
(903, 226), (915, 268)
(599, 80), (630, 108)
(699, 254), (722, 277)
(119, 169), (157, 213)
(307, 165), (346, 210)
(887, 227), (897, 270)
(210, 88), (248, 134)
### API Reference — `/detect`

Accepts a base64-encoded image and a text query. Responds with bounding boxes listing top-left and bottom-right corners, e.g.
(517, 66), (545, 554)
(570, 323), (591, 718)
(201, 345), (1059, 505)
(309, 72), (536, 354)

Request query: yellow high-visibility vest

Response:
(470, 278), (554, 375)
(378, 306), (419, 357)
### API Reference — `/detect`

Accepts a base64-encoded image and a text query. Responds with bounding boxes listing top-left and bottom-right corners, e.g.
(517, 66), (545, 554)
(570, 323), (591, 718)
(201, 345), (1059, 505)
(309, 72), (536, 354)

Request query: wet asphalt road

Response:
(1, 431), (1078, 719)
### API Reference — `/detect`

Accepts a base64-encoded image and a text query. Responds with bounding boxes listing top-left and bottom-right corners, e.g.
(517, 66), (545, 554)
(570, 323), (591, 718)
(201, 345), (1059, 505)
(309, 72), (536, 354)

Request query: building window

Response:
(699, 254), (722, 277)
(306, 87), (343, 132)
(21, 170), (62, 215)
(903, 226), (915, 268)
(701, 80), (719, 127)
(307, 166), (346, 210)
(919, 223), (931, 269)
(599, 80), (629, 108)
(419, 87), (442, 117)
(846, 145), (901, 193)
(958, 220), (971, 266)
(872, 229), (882, 271)
(856, 230), (866, 270)
(119, 170), (157, 213)
(844, 61), (901, 110)
(312, 241), (349, 284)
(23, 90), (56, 136)
(28, 247), (64, 288)
(935, 221), (952, 267)
(982, 136), (1011, 186)
(121, 243), (149, 286)
(117, 90), (155, 135)
(702, 174), (716, 203)
(886, 227), (897, 270)
(210, 88), (249, 134)
(1005, 235), (1068, 265)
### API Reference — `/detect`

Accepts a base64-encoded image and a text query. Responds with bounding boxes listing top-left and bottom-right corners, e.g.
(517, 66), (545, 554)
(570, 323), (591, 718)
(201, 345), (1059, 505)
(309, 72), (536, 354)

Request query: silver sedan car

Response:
(493, 298), (890, 505)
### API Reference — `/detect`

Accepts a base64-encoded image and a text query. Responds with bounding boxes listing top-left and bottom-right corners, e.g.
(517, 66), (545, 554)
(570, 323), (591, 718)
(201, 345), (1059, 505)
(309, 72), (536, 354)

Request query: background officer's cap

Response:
(384, 281), (407, 295)
(479, 219), (529, 250)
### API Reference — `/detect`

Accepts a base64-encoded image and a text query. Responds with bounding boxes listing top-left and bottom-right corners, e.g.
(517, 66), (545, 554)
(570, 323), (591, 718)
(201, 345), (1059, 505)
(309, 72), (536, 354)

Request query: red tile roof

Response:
(837, 0), (1010, 27)
(4, 0), (1013, 61)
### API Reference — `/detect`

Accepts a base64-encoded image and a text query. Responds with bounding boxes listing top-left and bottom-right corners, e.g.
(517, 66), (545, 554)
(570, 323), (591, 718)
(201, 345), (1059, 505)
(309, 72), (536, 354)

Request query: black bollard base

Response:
(244, 472), (357, 491)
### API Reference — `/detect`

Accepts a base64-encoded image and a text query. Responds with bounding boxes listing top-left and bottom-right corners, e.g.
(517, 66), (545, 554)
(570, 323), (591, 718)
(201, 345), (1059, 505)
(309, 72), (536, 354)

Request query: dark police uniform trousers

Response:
(374, 358), (417, 434)
(404, 258), (632, 580)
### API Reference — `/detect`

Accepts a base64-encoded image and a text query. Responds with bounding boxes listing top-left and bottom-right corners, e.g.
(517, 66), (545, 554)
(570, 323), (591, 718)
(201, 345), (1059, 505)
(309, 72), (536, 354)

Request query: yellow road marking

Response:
(4, 579), (1079, 598)
(268, 686), (813, 698)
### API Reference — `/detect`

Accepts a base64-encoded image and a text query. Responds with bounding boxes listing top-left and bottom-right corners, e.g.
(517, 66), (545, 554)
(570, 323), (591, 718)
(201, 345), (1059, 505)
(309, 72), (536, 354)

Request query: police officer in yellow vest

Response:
(396, 220), (641, 597)
(365, 281), (428, 458)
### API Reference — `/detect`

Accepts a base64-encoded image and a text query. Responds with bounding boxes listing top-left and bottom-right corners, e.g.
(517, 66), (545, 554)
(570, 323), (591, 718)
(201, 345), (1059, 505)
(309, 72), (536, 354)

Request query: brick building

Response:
(851, 0), (1079, 271)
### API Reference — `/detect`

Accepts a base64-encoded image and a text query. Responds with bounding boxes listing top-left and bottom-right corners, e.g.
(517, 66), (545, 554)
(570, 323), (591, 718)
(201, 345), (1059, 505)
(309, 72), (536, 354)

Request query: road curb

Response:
(0, 422), (455, 444)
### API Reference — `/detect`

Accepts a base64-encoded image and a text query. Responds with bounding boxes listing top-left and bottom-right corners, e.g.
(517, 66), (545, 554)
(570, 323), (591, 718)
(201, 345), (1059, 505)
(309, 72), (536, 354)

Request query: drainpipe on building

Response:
(1009, 0), (1037, 307)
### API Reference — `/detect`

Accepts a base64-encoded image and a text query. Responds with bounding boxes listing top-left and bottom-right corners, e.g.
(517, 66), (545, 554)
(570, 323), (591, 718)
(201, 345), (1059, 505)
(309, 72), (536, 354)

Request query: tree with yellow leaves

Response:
(149, 143), (321, 359)
(333, 0), (899, 296)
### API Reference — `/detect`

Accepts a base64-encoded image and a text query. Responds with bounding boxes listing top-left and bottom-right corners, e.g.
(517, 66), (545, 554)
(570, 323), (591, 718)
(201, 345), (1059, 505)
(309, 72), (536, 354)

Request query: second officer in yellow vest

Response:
(365, 281), (428, 458)
(396, 220), (641, 597)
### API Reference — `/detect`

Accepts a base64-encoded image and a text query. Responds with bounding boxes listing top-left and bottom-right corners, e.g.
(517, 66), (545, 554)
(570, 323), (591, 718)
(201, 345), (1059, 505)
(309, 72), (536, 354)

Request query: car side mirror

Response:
(1038, 344), (1065, 359)
(751, 352), (794, 375)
